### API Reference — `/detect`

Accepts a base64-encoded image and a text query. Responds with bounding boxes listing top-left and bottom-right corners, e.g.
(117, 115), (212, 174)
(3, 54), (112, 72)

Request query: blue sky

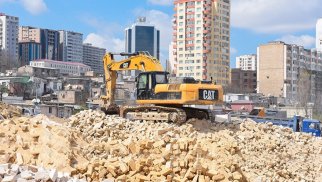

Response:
(1, 0), (322, 68)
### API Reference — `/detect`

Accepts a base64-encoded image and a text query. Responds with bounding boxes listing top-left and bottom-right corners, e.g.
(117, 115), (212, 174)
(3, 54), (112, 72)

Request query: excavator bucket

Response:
(101, 104), (120, 115)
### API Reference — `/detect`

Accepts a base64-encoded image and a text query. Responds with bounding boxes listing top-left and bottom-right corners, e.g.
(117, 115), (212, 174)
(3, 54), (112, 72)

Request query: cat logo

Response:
(120, 61), (131, 69)
(199, 89), (218, 100)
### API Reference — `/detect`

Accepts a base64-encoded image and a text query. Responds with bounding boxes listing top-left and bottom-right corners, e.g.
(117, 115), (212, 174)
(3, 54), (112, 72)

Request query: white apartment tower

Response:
(236, 54), (257, 71)
(0, 13), (19, 72)
(59, 30), (83, 63)
(172, 0), (231, 85)
(317, 18), (322, 52)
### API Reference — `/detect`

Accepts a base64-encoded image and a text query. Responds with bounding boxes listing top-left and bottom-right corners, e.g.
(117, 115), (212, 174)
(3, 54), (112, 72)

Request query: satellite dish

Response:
(2, 93), (8, 97)
(32, 98), (40, 104)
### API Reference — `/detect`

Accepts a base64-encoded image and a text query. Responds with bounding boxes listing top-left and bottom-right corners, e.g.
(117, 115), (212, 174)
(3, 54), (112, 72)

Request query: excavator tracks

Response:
(120, 105), (212, 124)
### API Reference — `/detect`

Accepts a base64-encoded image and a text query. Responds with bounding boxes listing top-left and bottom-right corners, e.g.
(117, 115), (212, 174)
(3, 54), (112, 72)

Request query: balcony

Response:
(203, 49), (211, 54)
(202, 75), (207, 80)
(185, 44), (194, 47)
(203, 30), (211, 34)
(203, 62), (207, 67)
(186, 11), (195, 15)
(203, 10), (211, 14)
(185, 37), (194, 41)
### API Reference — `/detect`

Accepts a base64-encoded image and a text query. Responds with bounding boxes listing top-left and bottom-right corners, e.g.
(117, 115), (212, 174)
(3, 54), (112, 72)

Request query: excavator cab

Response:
(136, 71), (169, 100)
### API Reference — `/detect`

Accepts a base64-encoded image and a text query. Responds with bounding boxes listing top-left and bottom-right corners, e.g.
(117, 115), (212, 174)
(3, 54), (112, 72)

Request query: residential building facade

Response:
(236, 54), (257, 71)
(30, 59), (91, 76)
(18, 41), (41, 66)
(83, 43), (106, 74)
(257, 41), (322, 104)
(0, 13), (19, 72)
(231, 68), (257, 93)
(317, 18), (322, 52)
(59, 30), (83, 63)
(125, 17), (160, 59)
(19, 26), (60, 60)
(172, 0), (231, 84)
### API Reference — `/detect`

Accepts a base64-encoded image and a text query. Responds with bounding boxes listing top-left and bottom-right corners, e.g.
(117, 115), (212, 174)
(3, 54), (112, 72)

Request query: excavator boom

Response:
(101, 52), (163, 112)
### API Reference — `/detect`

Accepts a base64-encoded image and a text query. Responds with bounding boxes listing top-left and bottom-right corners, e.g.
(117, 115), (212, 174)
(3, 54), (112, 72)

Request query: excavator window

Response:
(137, 72), (169, 100)
(138, 74), (147, 89)
(155, 74), (168, 84)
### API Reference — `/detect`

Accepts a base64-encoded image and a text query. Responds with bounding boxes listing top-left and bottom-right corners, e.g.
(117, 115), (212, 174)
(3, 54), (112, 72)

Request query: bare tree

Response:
(296, 69), (311, 117)
(0, 49), (19, 73)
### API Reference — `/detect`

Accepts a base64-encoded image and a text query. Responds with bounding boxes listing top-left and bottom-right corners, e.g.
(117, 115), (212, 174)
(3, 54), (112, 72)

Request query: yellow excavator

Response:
(101, 52), (223, 123)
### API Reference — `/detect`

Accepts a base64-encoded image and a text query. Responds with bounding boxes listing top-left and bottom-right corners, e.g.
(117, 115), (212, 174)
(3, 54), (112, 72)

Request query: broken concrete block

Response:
(16, 152), (24, 164)
(2, 174), (18, 182)
(20, 170), (33, 180)
(49, 169), (58, 181)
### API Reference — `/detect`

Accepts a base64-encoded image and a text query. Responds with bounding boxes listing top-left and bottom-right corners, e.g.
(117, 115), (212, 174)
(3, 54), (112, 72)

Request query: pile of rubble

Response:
(0, 115), (88, 173)
(68, 110), (322, 182)
(0, 163), (81, 182)
(0, 102), (21, 119)
(0, 109), (321, 181)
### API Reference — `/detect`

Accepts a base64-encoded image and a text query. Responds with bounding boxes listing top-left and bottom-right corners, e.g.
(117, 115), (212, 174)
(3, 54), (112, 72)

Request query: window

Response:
(155, 74), (167, 84)
(138, 75), (147, 89)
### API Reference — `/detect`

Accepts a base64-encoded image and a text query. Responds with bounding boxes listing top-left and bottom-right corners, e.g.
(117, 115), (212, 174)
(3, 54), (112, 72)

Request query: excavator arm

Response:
(101, 52), (163, 112)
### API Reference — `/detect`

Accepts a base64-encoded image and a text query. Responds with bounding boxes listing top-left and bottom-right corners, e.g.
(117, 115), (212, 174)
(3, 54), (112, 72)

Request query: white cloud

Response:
(20, 0), (47, 15)
(276, 35), (316, 48)
(82, 17), (126, 52)
(84, 33), (125, 52)
(232, 0), (322, 33)
(148, 0), (173, 6)
(230, 47), (238, 55)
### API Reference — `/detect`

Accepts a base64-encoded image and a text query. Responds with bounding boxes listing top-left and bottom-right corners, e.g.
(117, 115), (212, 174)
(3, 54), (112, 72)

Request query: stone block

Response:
(49, 169), (58, 181)
(2, 174), (18, 182)
(20, 170), (33, 180)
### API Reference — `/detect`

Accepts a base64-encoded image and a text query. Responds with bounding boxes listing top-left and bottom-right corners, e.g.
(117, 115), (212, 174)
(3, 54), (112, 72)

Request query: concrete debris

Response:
(0, 163), (85, 181)
(0, 102), (21, 119)
(0, 109), (321, 182)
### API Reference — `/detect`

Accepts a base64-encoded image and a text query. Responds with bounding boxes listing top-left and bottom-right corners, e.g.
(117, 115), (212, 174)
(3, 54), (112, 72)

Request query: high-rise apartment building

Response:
(231, 68), (257, 93)
(19, 26), (60, 60)
(236, 54), (257, 71)
(0, 13), (19, 72)
(83, 43), (106, 74)
(168, 42), (176, 75)
(19, 41), (41, 66)
(257, 41), (322, 104)
(172, 0), (230, 84)
(317, 18), (322, 52)
(59, 30), (83, 63)
(125, 17), (160, 59)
